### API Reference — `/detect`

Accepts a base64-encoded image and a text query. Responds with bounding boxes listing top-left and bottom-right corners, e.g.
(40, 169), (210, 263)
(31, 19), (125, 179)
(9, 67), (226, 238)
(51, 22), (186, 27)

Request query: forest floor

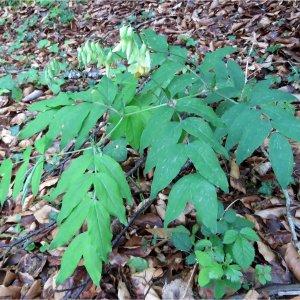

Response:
(0, 0), (300, 299)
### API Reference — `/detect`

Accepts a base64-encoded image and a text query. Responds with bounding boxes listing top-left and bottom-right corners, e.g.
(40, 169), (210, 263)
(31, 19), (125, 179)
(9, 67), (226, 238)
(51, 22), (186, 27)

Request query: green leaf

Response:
(249, 83), (296, 105)
(50, 196), (91, 248)
(97, 76), (117, 105)
(94, 154), (132, 203)
(49, 151), (93, 201)
(225, 106), (260, 150)
(232, 236), (255, 270)
(176, 97), (223, 127)
(19, 110), (56, 139)
(127, 257), (149, 272)
(142, 28), (168, 53)
(87, 201), (112, 260)
(103, 139), (127, 162)
(182, 117), (228, 158)
(57, 174), (93, 223)
(236, 118), (272, 164)
(240, 227), (259, 241)
(227, 60), (245, 90)
(165, 174), (218, 231)
(268, 132), (294, 188)
(186, 140), (228, 192)
(0, 158), (13, 205)
(75, 103), (107, 149)
(198, 268), (210, 286)
(31, 156), (44, 196)
(143, 60), (183, 92)
(209, 263), (224, 280)
(171, 227), (193, 252)
(12, 147), (32, 199)
(56, 233), (85, 285)
(150, 143), (187, 198)
(196, 251), (214, 267)
(223, 230), (238, 244)
(83, 237), (103, 285)
(93, 173), (126, 224)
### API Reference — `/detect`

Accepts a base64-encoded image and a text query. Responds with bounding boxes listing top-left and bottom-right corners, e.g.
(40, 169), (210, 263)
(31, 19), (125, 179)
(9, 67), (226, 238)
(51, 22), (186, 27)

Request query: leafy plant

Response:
(1, 26), (299, 298)
(255, 264), (272, 285)
(170, 208), (259, 298)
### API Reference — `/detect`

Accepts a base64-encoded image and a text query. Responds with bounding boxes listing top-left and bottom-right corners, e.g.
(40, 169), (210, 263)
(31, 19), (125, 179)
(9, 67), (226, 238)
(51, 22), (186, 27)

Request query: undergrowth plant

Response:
(0, 26), (299, 297)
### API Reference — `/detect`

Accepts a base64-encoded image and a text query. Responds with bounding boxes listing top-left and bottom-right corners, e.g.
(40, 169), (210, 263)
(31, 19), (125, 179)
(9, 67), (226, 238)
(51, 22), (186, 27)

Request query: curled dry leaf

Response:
(284, 243), (300, 281)
(244, 289), (259, 300)
(230, 159), (246, 194)
(257, 241), (276, 263)
(33, 204), (59, 224)
(255, 207), (287, 218)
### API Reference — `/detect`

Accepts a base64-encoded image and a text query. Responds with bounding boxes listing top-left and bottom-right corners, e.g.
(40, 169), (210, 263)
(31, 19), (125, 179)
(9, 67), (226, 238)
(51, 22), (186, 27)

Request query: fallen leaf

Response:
(33, 205), (59, 224)
(284, 243), (300, 281)
(257, 241), (276, 263)
(0, 285), (21, 298)
(244, 289), (259, 300)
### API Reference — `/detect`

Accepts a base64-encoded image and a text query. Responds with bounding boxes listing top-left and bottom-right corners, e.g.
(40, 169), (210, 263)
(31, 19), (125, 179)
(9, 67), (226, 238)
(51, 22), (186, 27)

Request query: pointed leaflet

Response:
(93, 173), (127, 224)
(29, 92), (71, 111)
(227, 60), (245, 90)
(165, 174), (218, 232)
(225, 106), (261, 150)
(75, 103), (107, 149)
(60, 103), (92, 148)
(268, 132), (294, 188)
(186, 141), (228, 192)
(87, 201), (112, 261)
(182, 117), (228, 158)
(12, 147), (32, 199)
(48, 151), (93, 201)
(56, 233), (85, 284)
(19, 110), (56, 139)
(249, 82), (296, 105)
(50, 196), (91, 249)
(83, 240), (102, 285)
(0, 158), (13, 205)
(57, 174), (93, 223)
(175, 97), (223, 127)
(214, 103), (247, 142)
(97, 76), (117, 105)
(143, 60), (183, 92)
(236, 118), (272, 164)
(94, 154), (132, 203)
(144, 121), (182, 173)
(150, 143), (187, 199)
(139, 106), (174, 151)
(31, 156), (44, 196)
(271, 114), (300, 142)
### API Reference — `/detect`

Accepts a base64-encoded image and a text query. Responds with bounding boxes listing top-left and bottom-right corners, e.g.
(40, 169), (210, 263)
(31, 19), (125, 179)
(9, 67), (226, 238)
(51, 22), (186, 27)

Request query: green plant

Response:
(255, 264), (272, 285)
(0, 26), (299, 297)
(170, 208), (259, 298)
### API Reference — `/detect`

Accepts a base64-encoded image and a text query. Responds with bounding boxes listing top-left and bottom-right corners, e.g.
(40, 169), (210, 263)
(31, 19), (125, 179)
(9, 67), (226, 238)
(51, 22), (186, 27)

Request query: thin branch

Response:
(182, 264), (197, 299)
(112, 197), (155, 247)
(283, 188), (300, 250)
